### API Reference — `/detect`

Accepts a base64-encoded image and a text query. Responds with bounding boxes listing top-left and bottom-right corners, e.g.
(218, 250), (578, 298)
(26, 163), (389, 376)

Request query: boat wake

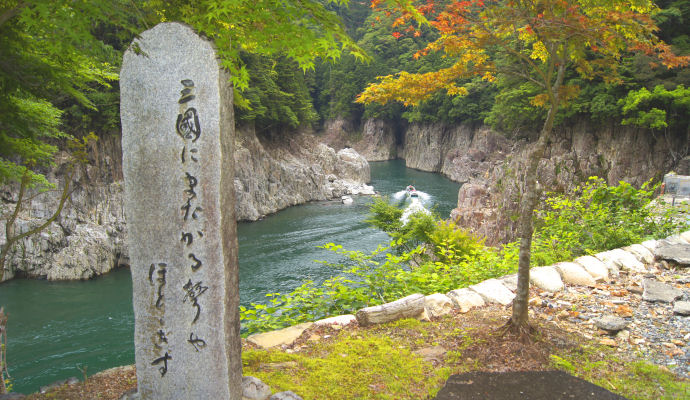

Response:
(392, 186), (433, 225)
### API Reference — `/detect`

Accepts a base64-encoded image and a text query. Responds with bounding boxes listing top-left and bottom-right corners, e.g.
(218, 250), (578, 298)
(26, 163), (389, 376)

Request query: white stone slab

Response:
(247, 323), (313, 348)
(555, 262), (596, 287)
(594, 251), (622, 277)
(529, 266), (564, 292)
(447, 288), (486, 313)
(623, 244), (655, 265)
(680, 231), (690, 244)
(424, 293), (455, 317)
(314, 314), (357, 326)
(610, 248), (646, 272)
(641, 239), (659, 254)
(469, 279), (515, 305)
(574, 255), (609, 282)
(500, 274), (518, 292)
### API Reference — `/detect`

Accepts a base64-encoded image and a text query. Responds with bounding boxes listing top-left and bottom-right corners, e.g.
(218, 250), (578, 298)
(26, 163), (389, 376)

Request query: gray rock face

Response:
(642, 279), (684, 303)
(655, 243), (690, 266)
(242, 376), (272, 400)
(233, 127), (372, 221)
(1, 153), (127, 282)
(121, 22), (241, 398)
(595, 315), (630, 332)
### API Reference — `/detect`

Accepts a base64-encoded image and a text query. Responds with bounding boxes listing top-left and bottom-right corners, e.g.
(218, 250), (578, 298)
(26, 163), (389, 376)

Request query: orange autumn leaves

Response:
(357, 0), (690, 107)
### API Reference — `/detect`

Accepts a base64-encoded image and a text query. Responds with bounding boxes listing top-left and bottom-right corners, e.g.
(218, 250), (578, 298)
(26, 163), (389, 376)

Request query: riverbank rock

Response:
(642, 279), (683, 303)
(655, 243), (690, 266)
(233, 127), (373, 221)
(242, 376), (272, 400)
(447, 288), (485, 313)
(2, 125), (373, 282)
(595, 315), (630, 332)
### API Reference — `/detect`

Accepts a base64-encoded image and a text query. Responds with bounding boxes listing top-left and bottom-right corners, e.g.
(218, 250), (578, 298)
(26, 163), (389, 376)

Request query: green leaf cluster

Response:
(0, 0), (136, 187)
(534, 177), (689, 260)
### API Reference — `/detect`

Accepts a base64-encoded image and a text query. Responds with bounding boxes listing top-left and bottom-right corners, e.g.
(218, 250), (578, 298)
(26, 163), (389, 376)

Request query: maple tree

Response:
(358, 0), (689, 333)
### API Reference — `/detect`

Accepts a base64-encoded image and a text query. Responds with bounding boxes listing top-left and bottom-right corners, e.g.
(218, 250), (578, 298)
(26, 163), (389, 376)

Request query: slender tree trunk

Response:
(0, 167), (76, 282)
(509, 63), (566, 333)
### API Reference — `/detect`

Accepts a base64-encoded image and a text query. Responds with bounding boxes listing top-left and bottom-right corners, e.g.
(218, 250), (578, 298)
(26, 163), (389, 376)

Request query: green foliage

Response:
(152, 0), (367, 106)
(619, 84), (690, 131)
(237, 54), (318, 130)
(365, 197), (437, 251)
(0, 0), (135, 187)
(534, 177), (688, 261)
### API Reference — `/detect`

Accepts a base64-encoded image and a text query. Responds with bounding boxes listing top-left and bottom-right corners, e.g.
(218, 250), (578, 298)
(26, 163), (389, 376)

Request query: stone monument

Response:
(120, 22), (241, 399)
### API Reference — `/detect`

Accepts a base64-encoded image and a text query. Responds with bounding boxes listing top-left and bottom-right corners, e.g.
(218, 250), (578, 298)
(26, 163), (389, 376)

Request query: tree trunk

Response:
(0, 167), (76, 282)
(508, 63), (566, 333)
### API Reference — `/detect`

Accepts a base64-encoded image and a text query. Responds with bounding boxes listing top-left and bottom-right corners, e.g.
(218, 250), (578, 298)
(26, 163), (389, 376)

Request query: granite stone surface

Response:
(121, 22), (241, 399)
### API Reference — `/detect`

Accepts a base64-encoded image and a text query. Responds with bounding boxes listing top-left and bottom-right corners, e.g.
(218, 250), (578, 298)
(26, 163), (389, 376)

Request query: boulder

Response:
(554, 262), (596, 287)
(446, 288), (486, 313)
(269, 391), (303, 400)
(655, 243), (690, 266)
(623, 244), (655, 265)
(424, 293), (455, 318)
(594, 315), (629, 332)
(529, 266), (564, 292)
(246, 323), (313, 348)
(680, 231), (690, 244)
(608, 249), (646, 272)
(673, 301), (690, 315)
(642, 279), (683, 303)
(469, 279), (515, 305)
(574, 256), (609, 282)
(640, 240), (660, 254)
(242, 376), (272, 400)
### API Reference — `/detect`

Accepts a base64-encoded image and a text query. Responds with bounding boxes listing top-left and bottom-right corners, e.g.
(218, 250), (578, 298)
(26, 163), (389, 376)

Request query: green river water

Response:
(0, 160), (461, 394)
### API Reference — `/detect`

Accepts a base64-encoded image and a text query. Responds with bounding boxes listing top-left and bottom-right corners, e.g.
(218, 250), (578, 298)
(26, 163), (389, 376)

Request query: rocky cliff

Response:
(325, 117), (690, 244)
(0, 126), (372, 282)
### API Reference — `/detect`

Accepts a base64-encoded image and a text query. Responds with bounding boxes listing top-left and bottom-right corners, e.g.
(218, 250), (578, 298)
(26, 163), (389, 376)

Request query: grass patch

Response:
(243, 329), (449, 399)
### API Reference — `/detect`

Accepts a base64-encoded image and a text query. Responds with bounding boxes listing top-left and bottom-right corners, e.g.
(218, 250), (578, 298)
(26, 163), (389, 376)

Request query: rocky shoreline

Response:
(0, 129), (373, 282)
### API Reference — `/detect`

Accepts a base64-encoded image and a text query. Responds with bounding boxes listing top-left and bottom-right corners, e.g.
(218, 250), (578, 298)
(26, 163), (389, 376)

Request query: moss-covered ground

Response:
(25, 304), (689, 399)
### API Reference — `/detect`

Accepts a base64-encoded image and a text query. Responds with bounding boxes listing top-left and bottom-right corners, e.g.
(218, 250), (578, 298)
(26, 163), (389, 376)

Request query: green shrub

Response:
(534, 177), (687, 260)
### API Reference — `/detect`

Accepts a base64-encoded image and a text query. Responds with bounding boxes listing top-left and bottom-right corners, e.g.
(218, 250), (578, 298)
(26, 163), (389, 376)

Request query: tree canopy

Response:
(357, 0), (688, 333)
